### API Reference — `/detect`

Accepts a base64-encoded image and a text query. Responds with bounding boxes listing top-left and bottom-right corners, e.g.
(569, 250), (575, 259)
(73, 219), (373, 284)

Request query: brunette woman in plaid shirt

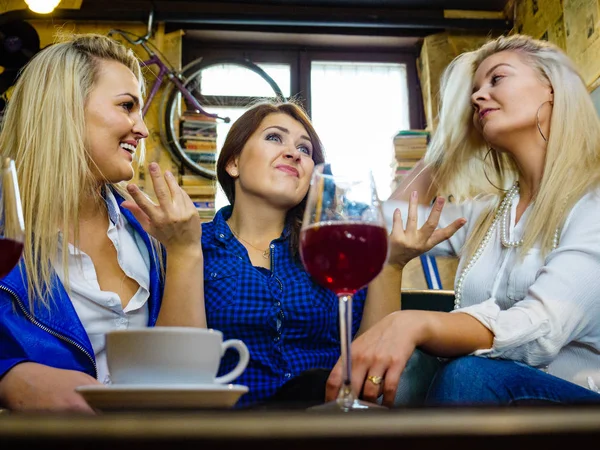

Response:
(202, 100), (462, 408)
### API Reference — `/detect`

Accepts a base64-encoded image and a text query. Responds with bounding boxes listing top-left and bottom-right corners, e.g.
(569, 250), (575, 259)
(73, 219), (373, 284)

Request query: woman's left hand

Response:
(387, 191), (465, 268)
(121, 162), (201, 252)
(325, 310), (427, 407)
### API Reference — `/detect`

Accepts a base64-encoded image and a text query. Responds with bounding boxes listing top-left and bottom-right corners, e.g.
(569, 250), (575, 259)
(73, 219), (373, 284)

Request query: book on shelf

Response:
(393, 129), (429, 140)
(393, 129), (429, 160)
(182, 132), (218, 141)
(194, 201), (216, 219)
(193, 200), (215, 209)
(182, 184), (216, 197)
(390, 129), (430, 192)
(394, 147), (426, 160)
(184, 141), (217, 151)
(186, 151), (217, 164)
(180, 175), (216, 186)
(395, 158), (421, 171)
(180, 112), (218, 159)
(181, 111), (217, 123)
(177, 170), (216, 220)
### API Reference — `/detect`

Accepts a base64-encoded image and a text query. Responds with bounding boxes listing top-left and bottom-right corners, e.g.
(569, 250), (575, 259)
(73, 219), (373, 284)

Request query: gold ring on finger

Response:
(367, 375), (384, 385)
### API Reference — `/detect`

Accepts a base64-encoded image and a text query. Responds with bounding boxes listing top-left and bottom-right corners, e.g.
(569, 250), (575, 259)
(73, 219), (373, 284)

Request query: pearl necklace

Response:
(453, 182), (560, 310)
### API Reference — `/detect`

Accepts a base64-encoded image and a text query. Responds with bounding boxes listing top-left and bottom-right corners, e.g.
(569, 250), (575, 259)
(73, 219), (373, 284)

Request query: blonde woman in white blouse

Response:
(326, 34), (600, 407)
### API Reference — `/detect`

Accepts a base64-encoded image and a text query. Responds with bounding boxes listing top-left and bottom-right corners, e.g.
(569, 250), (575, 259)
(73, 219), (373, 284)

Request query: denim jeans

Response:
(389, 349), (444, 407)
(425, 356), (600, 406)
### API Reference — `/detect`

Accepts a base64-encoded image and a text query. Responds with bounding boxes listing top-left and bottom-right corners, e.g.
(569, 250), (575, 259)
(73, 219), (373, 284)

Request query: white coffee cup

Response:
(105, 327), (249, 385)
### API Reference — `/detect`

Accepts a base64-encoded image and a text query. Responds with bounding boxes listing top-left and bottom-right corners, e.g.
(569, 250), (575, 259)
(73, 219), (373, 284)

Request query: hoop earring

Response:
(483, 147), (509, 192)
(536, 100), (553, 142)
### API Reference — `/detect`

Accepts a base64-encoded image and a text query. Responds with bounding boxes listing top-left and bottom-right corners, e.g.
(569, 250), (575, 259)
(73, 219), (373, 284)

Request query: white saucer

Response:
(76, 383), (248, 411)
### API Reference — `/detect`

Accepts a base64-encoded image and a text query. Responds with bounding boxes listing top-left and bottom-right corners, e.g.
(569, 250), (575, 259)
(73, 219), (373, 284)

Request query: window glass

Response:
(311, 61), (410, 200)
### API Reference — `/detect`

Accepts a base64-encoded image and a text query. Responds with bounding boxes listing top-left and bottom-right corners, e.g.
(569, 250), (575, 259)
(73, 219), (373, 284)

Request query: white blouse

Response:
(384, 189), (600, 391)
(54, 189), (151, 384)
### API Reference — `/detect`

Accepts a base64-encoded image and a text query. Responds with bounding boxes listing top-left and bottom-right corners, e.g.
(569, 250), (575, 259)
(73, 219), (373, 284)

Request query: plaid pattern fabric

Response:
(202, 206), (367, 408)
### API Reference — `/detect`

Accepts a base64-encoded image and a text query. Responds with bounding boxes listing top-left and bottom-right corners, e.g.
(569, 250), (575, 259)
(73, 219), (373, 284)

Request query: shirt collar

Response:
(102, 185), (121, 226)
(57, 185), (121, 253)
(212, 205), (292, 244)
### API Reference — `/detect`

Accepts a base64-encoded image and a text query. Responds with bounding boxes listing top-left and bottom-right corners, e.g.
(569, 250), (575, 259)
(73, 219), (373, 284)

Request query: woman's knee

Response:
(392, 349), (443, 407)
(425, 356), (509, 405)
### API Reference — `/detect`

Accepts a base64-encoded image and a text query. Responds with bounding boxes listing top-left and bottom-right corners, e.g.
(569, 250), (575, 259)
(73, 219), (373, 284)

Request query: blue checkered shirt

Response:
(202, 206), (367, 407)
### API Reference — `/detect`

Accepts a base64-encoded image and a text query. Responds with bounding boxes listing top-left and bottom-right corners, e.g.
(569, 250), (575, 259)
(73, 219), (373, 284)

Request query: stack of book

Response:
(180, 175), (217, 222)
(180, 111), (217, 173)
(390, 130), (429, 192)
(178, 111), (219, 222)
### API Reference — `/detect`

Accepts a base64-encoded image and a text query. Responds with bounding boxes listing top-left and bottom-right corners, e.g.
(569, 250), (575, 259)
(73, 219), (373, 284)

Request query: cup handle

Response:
(214, 339), (250, 384)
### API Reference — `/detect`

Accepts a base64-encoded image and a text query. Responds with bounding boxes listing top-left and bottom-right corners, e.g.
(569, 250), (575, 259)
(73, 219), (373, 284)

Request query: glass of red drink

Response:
(0, 158), (25, 279)
(300, 163), (388, 411)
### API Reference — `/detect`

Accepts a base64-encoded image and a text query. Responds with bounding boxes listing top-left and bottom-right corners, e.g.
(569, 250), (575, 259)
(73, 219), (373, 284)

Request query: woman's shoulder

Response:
(202, 206), (237, 252)
(560, 186), (600, 240)
(568, 186), (600, 216)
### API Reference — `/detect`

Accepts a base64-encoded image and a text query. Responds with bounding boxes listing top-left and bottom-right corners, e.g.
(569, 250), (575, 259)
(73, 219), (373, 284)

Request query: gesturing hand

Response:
(387, 191), (466, 268)
(122, 162), (201, 252)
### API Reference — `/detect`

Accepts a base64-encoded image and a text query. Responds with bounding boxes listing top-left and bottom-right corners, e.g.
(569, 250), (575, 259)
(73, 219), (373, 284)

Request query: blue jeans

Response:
(389, 349), (444, 406)
(425, 356), (600, 406)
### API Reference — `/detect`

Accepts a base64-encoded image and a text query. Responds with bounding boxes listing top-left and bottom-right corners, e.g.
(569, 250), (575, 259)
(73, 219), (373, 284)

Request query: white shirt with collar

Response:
(384, 189), (600, 392)
(53, 188), (150, 384)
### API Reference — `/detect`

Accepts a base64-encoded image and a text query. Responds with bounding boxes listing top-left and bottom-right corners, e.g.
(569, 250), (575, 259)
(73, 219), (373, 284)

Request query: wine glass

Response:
(0, 158), (25, 279)
(299, 162), (388, 412)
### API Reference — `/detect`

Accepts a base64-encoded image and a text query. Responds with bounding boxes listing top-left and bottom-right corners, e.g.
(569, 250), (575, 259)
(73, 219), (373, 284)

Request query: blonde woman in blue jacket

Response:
(0, 34), (205, 413)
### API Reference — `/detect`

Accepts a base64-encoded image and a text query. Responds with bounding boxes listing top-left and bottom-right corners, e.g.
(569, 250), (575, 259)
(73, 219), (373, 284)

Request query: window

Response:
(182, 41), (422, 211)
(198, 63), (292, 210)
(310, 61), (410, 200)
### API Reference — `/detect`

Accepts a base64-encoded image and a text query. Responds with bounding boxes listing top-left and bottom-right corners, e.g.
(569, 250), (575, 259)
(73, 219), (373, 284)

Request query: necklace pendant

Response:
(262, 249), (270, 259)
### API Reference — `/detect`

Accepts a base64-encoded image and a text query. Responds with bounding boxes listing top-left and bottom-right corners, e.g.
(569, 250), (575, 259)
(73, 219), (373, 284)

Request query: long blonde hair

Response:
(0, 33), (151, 309)
(426, 34), (600, 260)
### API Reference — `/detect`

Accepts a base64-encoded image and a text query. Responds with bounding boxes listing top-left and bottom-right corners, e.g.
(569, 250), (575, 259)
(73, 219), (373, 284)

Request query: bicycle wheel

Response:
(160, 57), (285, 179)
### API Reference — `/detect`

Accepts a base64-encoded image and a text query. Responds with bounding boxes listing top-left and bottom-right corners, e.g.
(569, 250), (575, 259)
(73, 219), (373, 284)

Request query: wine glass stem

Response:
(337, 294), (355, 409)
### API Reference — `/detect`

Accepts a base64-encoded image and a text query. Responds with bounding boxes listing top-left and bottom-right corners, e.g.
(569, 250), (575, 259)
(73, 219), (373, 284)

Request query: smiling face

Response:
(84, 59), (148, 184)
(471, 50), (553, 150)
(226, 112), (315, 211)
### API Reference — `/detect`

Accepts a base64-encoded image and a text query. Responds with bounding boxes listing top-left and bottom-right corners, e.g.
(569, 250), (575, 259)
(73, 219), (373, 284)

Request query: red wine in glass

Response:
(0, 238), (23, 279)
(300, 222), (388, 295)
(300, 162), (388, 412)
(1, 158), (25, 279)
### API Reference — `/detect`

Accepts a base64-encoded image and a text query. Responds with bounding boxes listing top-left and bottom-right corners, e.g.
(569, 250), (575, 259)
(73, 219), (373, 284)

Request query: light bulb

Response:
(24, 0), (62, 14)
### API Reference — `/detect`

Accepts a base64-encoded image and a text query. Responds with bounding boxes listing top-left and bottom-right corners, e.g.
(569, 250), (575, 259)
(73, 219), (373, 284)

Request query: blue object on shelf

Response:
(420, 254), (442, 290)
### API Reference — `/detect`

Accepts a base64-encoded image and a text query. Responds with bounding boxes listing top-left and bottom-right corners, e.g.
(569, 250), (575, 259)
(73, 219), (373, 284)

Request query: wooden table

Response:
(1, 406), (600, 449)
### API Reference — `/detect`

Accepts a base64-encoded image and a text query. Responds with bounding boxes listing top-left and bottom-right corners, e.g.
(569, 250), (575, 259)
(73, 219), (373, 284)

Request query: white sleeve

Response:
(382, 197), (491, 258)
(457, 191), (600, 367)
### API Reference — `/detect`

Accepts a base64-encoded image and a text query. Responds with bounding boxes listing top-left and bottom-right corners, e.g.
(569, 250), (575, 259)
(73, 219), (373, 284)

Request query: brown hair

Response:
(216, 100), (325, 256)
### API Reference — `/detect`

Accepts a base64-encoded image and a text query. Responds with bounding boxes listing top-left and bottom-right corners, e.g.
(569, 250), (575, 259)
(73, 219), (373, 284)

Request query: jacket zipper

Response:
(0, 284), (97, 378)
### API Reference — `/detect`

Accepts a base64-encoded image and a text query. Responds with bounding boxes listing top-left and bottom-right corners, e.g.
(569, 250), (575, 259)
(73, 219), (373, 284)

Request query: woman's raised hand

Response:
(387, 191), (466, 269)
(122, 162), (201, 252)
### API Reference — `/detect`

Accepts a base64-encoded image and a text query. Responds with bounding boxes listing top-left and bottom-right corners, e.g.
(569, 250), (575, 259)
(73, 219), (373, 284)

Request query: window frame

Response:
(182, 38), (425, 129)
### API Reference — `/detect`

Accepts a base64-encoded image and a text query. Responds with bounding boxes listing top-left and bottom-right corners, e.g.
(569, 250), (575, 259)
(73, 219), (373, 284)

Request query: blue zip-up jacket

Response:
(0, 191), (164, 380)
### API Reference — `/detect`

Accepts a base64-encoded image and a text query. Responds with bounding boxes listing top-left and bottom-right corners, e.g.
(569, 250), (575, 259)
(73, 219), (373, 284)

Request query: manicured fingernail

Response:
(165, 170), (173, 179)
(127, 184), (136, 193)
(149, 163), (158, 173)
(411, 190), (417, 199)
(436, 197), (445, 206)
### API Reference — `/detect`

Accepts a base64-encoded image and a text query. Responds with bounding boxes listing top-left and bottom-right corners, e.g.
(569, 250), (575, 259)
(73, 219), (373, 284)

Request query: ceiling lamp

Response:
(24, 0), (62, 14)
